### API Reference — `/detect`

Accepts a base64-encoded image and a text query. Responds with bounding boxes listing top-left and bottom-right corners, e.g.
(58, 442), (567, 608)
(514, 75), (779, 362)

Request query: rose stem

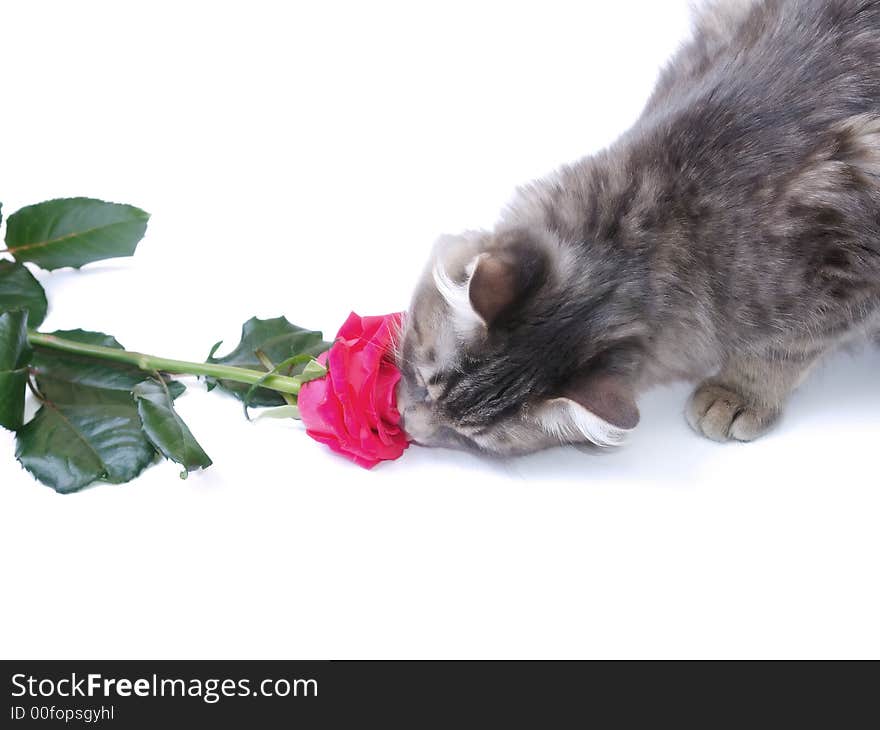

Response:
(26, 331), (305, 395)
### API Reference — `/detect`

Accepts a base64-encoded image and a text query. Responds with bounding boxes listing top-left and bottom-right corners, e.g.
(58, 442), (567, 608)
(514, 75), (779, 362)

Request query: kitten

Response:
(397, 0), (880, 455)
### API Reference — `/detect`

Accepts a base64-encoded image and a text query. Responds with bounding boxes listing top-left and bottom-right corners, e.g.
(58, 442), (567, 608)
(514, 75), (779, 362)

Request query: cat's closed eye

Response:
(415, 366), (448, 401)
(426, 373), (446, 401)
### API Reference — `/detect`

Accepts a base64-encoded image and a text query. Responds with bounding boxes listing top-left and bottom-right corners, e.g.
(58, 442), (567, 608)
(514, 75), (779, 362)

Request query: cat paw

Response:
(685, 381), (778, 442)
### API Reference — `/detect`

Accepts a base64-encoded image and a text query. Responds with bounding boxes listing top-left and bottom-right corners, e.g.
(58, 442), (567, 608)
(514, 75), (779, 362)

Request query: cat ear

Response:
(537, 372), (639, 447)
(432, 231), (548, 336)
(466, 253), (515, 326)
(467, 242), (547, 326)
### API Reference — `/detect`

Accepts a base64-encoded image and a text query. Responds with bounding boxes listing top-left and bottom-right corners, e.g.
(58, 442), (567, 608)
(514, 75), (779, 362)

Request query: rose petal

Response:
(299, 312), (409, 468)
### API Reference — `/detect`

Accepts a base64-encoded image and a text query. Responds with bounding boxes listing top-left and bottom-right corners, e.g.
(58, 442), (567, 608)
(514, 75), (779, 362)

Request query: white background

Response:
(1, 0), (878, 659)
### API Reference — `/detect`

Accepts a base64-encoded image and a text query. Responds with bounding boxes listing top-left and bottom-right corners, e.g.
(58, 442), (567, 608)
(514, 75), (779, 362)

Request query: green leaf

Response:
(0, 310), (32, 430)
(133, 378), (212, 477)
(0, 311), (32, 371)
(255, 405), (301, 420)
(15, 329), (183, 493)
(5, 198), (149, 271)
(300, 358), (328, 384)
(207, 316), (330, 407)
(0, 260), (49, 327)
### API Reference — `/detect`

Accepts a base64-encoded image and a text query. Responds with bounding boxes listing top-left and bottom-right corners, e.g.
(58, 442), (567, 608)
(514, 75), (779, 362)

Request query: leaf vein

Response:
(8, 220), (140, 254)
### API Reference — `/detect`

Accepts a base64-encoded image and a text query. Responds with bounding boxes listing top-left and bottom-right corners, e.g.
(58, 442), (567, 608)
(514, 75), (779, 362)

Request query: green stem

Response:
(27, 331), (306, 396)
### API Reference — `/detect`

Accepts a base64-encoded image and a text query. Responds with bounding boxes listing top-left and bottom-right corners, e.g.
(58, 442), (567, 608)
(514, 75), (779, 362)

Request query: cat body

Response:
(398, 0), (880, 454)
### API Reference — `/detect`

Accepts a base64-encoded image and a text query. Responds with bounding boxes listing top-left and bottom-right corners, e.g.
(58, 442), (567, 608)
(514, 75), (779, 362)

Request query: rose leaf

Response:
(0, 260), (49, 328)
(5, 198), (150, 271)
(206, 316), (330, 407)
(0, 310), (33, 431)
(133, 378), (212, 478)
(15, 329), (184, 493)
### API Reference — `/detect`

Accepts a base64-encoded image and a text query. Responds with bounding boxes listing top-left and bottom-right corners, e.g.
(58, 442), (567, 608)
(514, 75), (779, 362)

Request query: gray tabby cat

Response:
(396, 0), (880, 455)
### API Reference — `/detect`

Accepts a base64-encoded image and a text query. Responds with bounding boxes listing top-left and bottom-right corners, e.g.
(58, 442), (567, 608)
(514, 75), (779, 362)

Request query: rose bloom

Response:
(298, 312), (409, 468)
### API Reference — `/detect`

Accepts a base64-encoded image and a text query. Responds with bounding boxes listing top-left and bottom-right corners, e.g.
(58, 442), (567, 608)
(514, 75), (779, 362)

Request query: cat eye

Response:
(412, 368), (435, 402)
(425, 370), (451, 401)
(415, 367), (430, 388)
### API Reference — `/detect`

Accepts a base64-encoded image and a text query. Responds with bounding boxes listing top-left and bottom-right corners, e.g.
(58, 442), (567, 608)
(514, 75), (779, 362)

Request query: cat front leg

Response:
(685, 351), (821, 443)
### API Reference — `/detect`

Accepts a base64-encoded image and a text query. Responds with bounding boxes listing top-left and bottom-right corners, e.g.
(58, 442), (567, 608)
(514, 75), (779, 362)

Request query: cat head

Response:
(396, 225), (645, 455)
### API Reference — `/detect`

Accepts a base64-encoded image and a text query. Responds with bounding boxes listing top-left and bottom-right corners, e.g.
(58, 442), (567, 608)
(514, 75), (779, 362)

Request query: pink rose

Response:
(299, 311), (409, 469)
